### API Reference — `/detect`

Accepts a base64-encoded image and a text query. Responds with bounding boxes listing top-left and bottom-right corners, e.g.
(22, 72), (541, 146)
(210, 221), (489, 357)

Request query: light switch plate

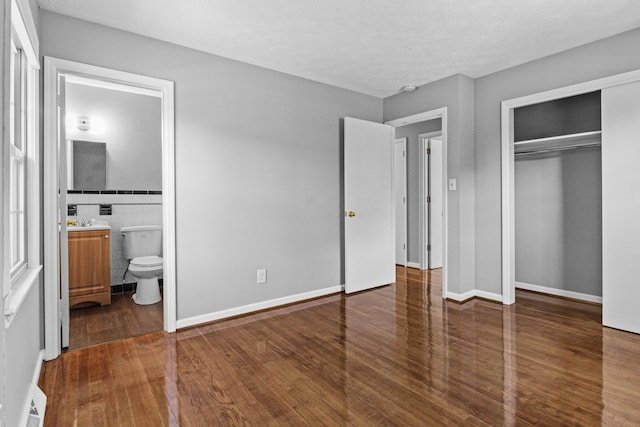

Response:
(448, 178), (457, 191)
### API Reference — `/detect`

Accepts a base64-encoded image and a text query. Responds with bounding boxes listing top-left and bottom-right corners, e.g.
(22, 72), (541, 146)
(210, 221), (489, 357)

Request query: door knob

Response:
(347, 211), (356, 217)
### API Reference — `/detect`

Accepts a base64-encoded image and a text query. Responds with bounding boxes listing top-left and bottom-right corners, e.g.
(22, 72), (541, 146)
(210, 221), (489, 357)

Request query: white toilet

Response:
(121, 225), (163, 305)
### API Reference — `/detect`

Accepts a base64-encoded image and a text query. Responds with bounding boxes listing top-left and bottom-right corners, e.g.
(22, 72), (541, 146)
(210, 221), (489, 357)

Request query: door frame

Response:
(386, 107), (448, 299)
(500, 69), (640, 305)
(43, 57), (176, 360)
(419, 131), (443, 270)
(394, 137), (408, 266)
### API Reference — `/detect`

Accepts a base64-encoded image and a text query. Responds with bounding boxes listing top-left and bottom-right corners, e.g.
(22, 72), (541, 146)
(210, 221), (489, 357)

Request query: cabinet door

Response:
(68, 230), (111, 306)
(602, 81), (640, 334)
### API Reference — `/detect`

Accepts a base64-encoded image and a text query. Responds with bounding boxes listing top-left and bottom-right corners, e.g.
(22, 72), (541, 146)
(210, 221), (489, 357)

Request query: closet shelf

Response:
(514, 130), (602, 155)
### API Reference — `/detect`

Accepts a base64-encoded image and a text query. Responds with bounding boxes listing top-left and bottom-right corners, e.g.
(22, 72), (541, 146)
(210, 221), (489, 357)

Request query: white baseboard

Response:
(475, 290), (504, 302)
(446, 289), (503, 303)
(515, 281), (602, 304)
(407, 262), (421, 269)
(177, 285), (343, 329)
(446, 289), (476, 302)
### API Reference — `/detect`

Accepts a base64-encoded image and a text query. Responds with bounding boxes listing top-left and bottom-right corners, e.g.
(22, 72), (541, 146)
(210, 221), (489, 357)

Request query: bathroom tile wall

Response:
(67, 192), (163, 287)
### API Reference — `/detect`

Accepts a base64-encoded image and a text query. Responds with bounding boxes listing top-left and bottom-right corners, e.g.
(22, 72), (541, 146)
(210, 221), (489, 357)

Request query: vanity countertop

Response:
(68, 225), (111, 231)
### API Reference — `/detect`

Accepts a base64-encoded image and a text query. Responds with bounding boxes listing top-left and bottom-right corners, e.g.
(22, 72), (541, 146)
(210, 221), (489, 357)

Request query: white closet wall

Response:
(515, 148), (602, 297)
(602, 81), (640, 334)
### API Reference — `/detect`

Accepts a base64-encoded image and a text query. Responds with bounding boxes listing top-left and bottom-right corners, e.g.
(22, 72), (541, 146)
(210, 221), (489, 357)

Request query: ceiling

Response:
(38, 0), (640, 98)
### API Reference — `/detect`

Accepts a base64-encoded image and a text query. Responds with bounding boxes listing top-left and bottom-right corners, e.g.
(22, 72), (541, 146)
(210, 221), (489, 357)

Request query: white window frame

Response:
(4, 0), (41, 325)
(9, 38), (28, 282)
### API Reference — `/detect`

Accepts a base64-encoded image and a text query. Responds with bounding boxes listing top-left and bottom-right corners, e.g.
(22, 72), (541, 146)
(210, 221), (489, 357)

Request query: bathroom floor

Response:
(68, 291), (163, 351)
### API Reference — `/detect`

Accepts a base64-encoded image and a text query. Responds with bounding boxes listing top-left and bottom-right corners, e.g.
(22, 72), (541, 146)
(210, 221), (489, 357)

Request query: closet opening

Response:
(513, 91), (603, 304)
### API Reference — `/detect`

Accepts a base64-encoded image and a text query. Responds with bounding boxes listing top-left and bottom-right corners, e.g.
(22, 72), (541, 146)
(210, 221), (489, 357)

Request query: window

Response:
(4, 0), (40, 298)
(9, 39), (28, 281)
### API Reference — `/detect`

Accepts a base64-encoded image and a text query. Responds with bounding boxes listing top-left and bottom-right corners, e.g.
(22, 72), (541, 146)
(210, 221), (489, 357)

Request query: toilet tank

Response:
(121, 225), (162, 259)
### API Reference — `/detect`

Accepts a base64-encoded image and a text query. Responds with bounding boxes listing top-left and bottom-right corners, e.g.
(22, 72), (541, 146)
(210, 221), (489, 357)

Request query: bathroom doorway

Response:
(64, 77), (164, 350)
(44, 58), (176, 359)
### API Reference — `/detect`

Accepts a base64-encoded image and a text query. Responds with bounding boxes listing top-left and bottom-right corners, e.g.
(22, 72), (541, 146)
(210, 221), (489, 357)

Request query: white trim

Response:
(501, 68), (640, 307)
(446, 289), (475, 302)
(394, 137), (407, 267)
(385, 107), (448, 299)
(447, 289), (503, 303)
(516, 281), (602, 304)
(4, 266), (41, 328)
(43, 57), (177, 360)
(177, 285), (343, 329)
(386, 110), (441, 128)
(418, 131), (443, 270)
(18, 350), (46, 427)
(406, 262), (421, 269)
(11, 0), (39, 66)
(65, 74), (161, 98)
(475, 290), (503, 302)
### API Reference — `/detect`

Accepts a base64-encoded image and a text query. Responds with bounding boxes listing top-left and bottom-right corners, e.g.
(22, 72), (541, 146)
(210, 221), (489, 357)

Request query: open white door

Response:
(58, 74), (70, 348)
(602, 81), (640, 334)
(428, 137), (443, 269)
(344, 117), (395, 294)
(394, 138), (407, 265)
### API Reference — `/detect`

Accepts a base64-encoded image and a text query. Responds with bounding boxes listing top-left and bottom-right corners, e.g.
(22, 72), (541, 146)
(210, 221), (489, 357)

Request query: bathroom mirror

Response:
(69, 140), (106, 190)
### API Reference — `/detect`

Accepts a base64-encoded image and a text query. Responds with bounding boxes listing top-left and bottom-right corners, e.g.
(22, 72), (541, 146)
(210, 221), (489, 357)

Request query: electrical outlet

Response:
(257, 268), (267, 284)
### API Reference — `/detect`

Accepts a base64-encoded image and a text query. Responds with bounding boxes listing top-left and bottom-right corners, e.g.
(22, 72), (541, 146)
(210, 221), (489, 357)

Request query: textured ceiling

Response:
(38, 0), (640, 98)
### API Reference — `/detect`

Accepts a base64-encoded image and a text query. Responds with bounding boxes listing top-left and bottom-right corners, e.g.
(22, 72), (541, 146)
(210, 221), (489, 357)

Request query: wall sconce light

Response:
(70, 116), (106, 133)
(77, 116), (91, 131)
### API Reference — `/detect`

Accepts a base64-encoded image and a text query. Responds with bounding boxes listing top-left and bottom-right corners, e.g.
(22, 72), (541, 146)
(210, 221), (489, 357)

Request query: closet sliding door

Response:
(602, 81), (640, 334)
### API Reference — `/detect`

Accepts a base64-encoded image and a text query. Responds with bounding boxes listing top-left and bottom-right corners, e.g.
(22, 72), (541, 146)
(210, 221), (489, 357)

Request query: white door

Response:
(394, 138), (407, 265)
(428, 137), (443, 269)
(58, 75), (70, 348)
(344, 117), (395, 294)
(602, 81), (640, 334)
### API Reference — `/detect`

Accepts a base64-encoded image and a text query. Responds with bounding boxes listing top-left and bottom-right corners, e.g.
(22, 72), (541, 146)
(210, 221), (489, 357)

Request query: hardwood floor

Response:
(40, 267), (640, 426)
(69, 291), (163, 350)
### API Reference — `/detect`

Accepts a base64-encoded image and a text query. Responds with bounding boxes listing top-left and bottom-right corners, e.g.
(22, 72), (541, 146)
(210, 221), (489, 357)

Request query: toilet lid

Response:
(131, 256), (163, 267)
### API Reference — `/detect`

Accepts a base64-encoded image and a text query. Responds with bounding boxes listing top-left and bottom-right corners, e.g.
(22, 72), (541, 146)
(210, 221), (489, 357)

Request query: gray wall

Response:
(515, 148), (602, 296)
(66, 83), (162, 190)
(5, 285), (41, 427)
(474, 28), (640, 295)
(384, 74), (476, 296)
(41, 11), (382, 320)
(394, 119), (441, 264)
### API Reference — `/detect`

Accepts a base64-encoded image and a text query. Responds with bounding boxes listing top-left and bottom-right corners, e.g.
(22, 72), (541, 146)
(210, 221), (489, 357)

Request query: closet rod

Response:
(515, 142), (601, 157)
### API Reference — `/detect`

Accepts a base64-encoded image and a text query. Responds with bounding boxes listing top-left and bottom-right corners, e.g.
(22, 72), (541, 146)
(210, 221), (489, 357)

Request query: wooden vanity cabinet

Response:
(68, 229), (111, 308)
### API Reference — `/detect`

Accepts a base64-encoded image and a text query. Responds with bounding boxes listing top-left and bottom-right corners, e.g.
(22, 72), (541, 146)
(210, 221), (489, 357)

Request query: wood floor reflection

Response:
(68, 291), (163, 350)
(40, 267), (640, 426)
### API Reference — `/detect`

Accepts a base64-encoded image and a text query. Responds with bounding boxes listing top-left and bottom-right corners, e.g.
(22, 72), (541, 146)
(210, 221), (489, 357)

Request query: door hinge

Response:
(403, 196), (406, 204)
(427, 196), (431, 203)
(427, 244), (431, 251)
(403, 150), (405, 158)
(404, 243), (406, 250)
(426, 148), (431, 155)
